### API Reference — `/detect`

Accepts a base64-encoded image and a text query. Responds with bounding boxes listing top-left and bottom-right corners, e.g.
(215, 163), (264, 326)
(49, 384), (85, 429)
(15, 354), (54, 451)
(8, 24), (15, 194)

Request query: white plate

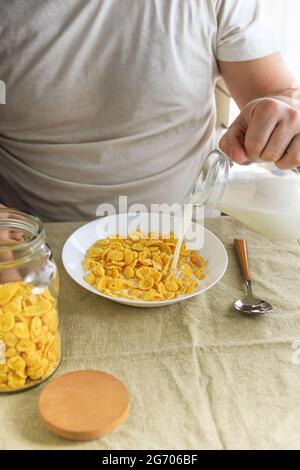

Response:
(62, 213), (228, 308)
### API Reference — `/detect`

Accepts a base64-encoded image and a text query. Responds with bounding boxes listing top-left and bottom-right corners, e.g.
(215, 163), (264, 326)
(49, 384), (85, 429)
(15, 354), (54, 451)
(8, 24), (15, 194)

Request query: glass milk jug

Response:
(191, 150), (300, 241)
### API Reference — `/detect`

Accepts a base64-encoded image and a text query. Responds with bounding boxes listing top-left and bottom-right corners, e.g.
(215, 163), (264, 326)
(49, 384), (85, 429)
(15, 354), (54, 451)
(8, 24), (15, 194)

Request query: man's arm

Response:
(218, 53), (300, 170)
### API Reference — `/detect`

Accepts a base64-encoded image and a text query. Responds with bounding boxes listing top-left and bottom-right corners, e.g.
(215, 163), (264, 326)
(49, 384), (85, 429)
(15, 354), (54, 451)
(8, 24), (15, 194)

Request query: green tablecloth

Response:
(1, 217), (300, 450)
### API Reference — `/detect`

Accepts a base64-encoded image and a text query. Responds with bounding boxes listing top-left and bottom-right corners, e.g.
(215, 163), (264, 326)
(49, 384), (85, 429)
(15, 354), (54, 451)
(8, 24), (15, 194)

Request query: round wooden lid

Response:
(38, 370), (130, 441)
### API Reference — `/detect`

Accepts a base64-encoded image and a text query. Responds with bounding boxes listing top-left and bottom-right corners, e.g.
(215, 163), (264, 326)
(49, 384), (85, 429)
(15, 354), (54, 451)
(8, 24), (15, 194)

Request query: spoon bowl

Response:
(234, 280), (273, 315)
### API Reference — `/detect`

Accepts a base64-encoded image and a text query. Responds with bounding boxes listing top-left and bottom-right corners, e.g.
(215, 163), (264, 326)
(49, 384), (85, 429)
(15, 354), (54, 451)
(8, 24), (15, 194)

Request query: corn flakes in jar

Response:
(0, 209), (61, 392)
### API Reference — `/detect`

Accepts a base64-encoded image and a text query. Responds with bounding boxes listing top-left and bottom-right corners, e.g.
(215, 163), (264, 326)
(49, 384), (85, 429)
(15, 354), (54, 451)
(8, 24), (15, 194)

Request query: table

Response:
(1, 217), (300, 450)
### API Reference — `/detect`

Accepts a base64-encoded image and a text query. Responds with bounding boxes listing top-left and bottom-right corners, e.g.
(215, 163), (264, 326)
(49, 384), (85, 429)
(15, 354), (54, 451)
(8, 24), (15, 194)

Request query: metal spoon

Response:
(234, 239), (273, 315)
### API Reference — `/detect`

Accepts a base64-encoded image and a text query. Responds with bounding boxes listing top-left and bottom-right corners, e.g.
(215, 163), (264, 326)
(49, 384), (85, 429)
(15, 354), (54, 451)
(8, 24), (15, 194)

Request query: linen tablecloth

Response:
(1, 217), (300, 450)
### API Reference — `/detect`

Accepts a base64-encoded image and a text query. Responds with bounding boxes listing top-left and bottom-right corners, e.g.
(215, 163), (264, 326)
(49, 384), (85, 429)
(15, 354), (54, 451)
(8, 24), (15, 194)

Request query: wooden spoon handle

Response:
(234, 239), (251, 281)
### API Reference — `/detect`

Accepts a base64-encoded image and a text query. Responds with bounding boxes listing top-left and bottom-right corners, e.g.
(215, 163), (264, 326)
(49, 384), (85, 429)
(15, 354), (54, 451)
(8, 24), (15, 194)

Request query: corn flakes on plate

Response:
(62, 213), (228, 308)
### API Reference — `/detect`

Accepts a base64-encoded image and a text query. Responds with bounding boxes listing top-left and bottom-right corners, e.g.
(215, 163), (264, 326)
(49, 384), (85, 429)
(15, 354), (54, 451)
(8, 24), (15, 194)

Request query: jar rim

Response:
(0, 208), (45, 262)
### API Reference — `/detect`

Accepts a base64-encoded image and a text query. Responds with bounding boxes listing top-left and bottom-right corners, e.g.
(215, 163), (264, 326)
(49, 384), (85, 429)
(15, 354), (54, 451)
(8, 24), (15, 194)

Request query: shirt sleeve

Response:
(216, 0), (278, 62)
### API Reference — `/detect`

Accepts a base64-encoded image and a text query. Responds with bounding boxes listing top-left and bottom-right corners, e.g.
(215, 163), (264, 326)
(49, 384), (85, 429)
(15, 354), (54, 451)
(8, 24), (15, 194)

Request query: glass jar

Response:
(192, 150), (300, 241)
(0, 209), (61, 393)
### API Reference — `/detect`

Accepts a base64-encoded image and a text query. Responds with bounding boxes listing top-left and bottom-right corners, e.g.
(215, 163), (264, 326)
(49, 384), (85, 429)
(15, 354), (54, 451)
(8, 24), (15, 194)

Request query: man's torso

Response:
(0, 0), (218, 220)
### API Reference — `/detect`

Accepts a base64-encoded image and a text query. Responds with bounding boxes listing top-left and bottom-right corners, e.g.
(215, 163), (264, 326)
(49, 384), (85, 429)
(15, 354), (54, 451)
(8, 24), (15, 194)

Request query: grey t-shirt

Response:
(0, 0), (275, 221)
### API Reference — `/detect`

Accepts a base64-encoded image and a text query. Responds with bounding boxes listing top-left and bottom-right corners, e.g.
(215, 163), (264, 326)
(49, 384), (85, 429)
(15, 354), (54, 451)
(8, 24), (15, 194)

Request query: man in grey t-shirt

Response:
(1, 0), (300, 221)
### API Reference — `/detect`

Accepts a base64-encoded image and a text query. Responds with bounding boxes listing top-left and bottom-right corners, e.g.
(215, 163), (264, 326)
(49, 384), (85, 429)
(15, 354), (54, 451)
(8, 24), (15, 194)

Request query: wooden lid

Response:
(38, 370), (130, 441)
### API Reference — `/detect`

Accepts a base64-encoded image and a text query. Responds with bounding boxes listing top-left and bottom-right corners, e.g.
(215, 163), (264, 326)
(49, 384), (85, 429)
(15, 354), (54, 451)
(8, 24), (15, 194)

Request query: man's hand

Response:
(218, 54), (300, 171)
(219, 98), (300, 170)
(0, 205), (23, 282)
